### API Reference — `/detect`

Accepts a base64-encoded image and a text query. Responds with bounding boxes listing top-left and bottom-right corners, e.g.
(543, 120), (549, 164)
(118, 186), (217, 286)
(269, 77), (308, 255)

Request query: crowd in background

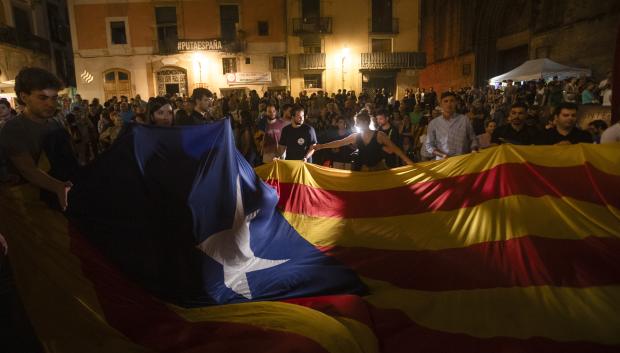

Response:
(0, 70), (616, 177)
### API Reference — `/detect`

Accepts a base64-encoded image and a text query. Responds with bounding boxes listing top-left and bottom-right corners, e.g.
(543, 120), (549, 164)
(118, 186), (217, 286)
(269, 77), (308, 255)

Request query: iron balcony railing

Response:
(368, 18), (399, 34)
(292, 17), (332, 35)
(360, 52), (426, 70)
(221, 40), (245, 53)
(0, 25), (51, 54)
(298, 53), (326, 70)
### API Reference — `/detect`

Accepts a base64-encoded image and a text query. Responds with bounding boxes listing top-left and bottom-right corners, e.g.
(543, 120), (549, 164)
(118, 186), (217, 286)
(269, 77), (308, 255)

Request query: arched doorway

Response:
(156, 67), (188, 96)
(103, 69), (132, 100)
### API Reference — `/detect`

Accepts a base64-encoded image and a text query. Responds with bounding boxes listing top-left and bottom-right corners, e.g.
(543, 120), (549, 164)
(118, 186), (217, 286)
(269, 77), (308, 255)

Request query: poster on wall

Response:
(226, 72), (272, 85)
(577, 105), (612, 130)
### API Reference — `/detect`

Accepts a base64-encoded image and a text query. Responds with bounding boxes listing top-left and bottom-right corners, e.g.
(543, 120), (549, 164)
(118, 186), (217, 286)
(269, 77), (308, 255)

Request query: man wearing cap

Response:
(424, 91), (478, 160)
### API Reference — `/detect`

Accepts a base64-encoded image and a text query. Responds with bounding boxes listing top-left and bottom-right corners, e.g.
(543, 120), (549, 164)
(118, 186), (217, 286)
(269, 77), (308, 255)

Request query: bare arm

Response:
(304, 143), (317, 161)
(312, 133), (358, 151)
(9, 153), (71, 210)
(377, 131), (415, 166)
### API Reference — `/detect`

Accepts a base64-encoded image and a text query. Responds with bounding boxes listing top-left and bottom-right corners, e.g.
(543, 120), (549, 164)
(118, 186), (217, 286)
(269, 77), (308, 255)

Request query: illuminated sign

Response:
(177, 39), (223, 52)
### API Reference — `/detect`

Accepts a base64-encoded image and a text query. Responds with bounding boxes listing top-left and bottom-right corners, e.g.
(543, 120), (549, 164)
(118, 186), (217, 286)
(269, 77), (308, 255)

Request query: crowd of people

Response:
(0, 65), (618, 352)
(1, 68), (618, 182)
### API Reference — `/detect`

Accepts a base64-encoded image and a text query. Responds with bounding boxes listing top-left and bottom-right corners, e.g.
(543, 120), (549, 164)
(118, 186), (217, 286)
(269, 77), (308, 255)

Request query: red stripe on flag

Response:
(268, 163), (620, 218)
(68, 225), (329, 353)
(368, 305), (620, 353)
(283, 294), (374, 328)
(320, 236), (620, 290)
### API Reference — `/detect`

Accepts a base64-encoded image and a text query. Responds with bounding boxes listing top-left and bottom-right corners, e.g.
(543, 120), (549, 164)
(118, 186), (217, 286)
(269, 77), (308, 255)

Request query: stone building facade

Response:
(285, 0), (424, 98)
(0, 0), (74, 99)
(419, 0), (620, 93)
(70, 0), (289, 100)
(70, 0), (425, 100)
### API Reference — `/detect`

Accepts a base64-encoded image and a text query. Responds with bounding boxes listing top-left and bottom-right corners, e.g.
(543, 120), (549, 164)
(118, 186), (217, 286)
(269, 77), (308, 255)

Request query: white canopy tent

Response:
(489, 58), (591, 84)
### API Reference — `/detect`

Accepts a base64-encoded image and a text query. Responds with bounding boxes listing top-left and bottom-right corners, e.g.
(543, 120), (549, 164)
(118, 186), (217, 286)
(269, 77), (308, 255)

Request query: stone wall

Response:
(419, 0), (619, 89)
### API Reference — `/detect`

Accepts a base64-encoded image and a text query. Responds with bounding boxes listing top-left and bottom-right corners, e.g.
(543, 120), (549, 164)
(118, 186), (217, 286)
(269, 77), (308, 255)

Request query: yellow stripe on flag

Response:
(281, 195), (620, 250)
(363, 277), (620, 344)
(170, 301), (378, 353)
(256, 144), (620, 191)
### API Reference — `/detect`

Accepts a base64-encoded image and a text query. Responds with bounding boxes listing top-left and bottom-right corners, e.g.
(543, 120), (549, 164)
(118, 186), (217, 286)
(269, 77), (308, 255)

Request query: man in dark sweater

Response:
(536, 102), (592, 145)
(491, 102), (538, 145)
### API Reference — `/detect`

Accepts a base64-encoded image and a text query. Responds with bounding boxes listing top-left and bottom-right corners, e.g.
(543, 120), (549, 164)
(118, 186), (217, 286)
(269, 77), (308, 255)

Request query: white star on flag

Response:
(196, 176), (289, 299)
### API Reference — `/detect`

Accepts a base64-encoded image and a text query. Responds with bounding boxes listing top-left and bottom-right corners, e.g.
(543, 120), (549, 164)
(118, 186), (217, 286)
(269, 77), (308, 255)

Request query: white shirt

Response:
(601, 123), (620, 143)
(602, 89), (612, 107)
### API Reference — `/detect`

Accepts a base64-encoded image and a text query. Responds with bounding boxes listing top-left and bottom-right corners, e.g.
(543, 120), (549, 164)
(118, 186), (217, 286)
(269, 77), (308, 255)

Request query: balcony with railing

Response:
(368, 18), (399, 35)
(292, 17), (332, 35)
(0, 25), (51, 54)
(298, 53), (326, 70)
(360, 52), (426, 70)
(221, 40), (245, 53)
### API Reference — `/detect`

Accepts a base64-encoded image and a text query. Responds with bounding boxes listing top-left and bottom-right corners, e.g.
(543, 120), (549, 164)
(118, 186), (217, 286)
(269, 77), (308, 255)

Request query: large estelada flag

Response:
(0, 120), (619, 353)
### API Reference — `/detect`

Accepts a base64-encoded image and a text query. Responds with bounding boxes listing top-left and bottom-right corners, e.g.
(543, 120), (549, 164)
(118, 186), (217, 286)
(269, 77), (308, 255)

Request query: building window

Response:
(155, 7), (178, 53)
(110, 21), (127, 45)
(103, 69), (132, 100)
(301, 35), (321, 53)
(272, 56), (287, 70)
(371, 0), (394, 33)
(371, 38), (391, 52)
(222, 58), (237, 74)
(12, 6), (32, 35)
(301, 0), (320, 19)
(245, 57), (251, 64)
(258, 21), (269, 36)
(220, 5), (239, 42)
(304, 74), (322, 89)
(303, 46), (321, 54)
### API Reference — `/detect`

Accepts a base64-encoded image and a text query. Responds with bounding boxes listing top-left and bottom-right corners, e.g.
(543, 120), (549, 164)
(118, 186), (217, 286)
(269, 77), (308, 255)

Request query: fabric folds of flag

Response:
(255, 143), (620, 353)
(0, 118), (619, 353)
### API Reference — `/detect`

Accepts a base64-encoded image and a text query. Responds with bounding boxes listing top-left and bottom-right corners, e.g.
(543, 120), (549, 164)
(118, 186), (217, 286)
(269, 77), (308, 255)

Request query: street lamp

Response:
(192, 52), (207, 86)
(341, 46), (350, 90)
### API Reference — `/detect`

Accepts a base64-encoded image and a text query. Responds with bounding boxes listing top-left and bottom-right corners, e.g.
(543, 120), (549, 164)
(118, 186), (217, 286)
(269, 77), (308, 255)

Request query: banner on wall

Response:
(226, 72), (272, 85)
(177, 39), (223, 52)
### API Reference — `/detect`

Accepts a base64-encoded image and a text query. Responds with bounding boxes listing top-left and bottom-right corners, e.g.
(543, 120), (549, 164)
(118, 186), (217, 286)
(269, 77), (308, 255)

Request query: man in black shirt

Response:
(276, 105), (317, 162)
(491, 102), (538, 145)
(536, 102), (592, 145)
(175, 88), (213, 125)
(375, 109), (400, 167)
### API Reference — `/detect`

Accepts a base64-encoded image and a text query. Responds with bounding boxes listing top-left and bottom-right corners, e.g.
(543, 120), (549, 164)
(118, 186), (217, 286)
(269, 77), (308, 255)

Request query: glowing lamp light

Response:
(341, 46), (350, 57)
(192, 52), (208, 84)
